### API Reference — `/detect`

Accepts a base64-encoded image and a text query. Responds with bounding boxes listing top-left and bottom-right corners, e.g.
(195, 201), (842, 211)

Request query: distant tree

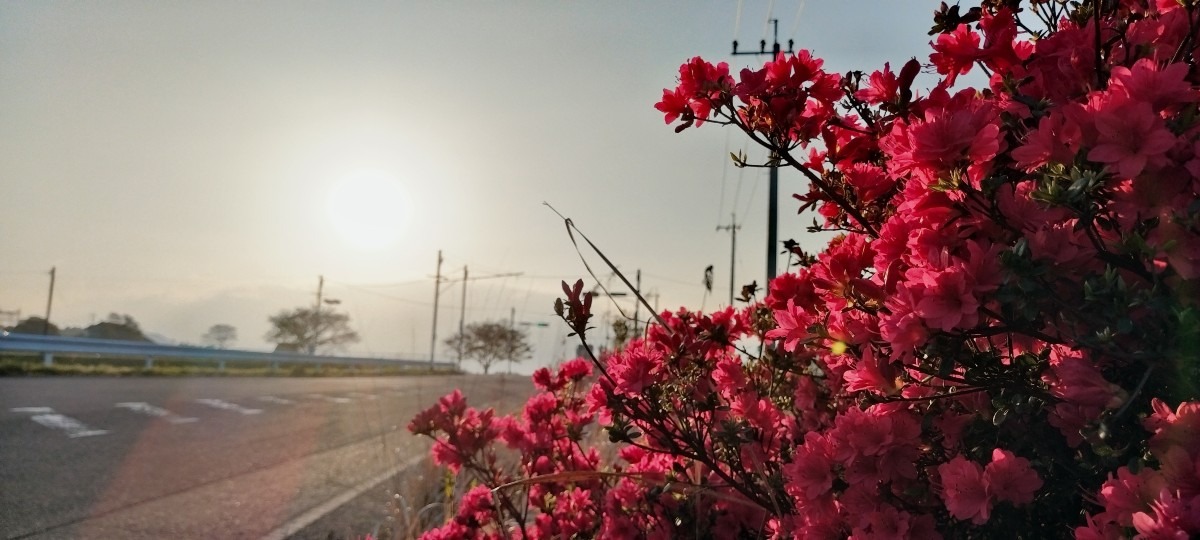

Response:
(86, 313), (149, 341)
(265, 307), (359, 354)
(444, 321), (531, 374)
(8, 317), (58, 336)
(611, 318), (630, 350)
(202, 324), (237, 348)
(60, 327), (87, 338)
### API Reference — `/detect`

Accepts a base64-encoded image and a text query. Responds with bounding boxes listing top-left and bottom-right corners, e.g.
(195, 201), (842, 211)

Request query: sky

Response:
(0, 1), (945, 373)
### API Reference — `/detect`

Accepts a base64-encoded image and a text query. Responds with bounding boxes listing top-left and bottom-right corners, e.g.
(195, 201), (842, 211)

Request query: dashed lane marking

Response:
(305, 394), (351, 404)
(195, 398), (262, 415)
(258, 396), (296, 405)
(11, 408), (110, 438)
(115, 402), (198, 424)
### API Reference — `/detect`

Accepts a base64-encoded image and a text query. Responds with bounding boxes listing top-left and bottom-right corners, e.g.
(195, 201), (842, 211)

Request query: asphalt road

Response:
(0, 375), (530, 539)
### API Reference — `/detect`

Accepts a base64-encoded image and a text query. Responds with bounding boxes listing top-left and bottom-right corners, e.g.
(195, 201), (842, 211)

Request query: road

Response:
(0, 375), (530, 539)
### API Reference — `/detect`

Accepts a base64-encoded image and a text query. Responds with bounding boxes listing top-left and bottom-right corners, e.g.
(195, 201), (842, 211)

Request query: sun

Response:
(326, 170), (410, 250)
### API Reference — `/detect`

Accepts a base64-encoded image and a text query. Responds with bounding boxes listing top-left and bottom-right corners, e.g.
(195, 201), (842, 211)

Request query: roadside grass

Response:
(380, 458), (452, 539)
(0, 353), (457, 377)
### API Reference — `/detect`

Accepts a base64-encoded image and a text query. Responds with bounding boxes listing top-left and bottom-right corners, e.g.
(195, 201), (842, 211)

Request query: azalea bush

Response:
(409, 1), (1200, 538)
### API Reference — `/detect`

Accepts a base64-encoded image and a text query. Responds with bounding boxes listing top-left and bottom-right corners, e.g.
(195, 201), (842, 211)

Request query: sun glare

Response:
(326, 170), (410, 250)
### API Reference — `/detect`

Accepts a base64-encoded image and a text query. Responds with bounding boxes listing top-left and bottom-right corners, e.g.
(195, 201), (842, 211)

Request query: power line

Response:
(740, 167), (763, 223)
(640, 271), (707, 288)
(733, 0), (744, 42)
(763, 0), (776, 41)
(716, 214), (741, 306)
(334, 277), (431, 288)
(788, 0), (808, 39)
(325, 279), (432, 306)
(716, 129), (736, 229)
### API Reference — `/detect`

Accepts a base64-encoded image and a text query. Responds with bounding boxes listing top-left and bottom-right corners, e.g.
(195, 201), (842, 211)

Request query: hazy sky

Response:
(0, 1), (943, 371)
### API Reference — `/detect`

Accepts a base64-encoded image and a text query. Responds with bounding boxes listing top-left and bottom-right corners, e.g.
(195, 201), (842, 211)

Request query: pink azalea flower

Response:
(911, 266), (980, 332)
(837, 406), (895, 457)
(784, 434), (834, 500)
(843, 346), (901, 396)
(766, 298), (813, 352)
(1011, 111), (1083, 171)
(1086, 98), (1176, 179)
(1099, 466), (1166, 527)
(854, 62), (899, 105)
(1131, 491), (1200, 540)
(1144, 399), (1200, 461)
(983, 448), (1043, 505)
(558, 357), (592, 381)
(938, 455), (993, 524)
(930, 24), (981, 86)
(842, 162), (894, 203)
(1109, 58), (1197, 112)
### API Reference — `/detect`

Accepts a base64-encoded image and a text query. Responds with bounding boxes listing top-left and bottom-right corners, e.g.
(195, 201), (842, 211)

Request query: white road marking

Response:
(115, 402), (198, 424)
(258, 455), (425, 540)
(306, 393), (351, 404)
(10, 407), (55, 414)
(258, 396), (295, 405)
(195, 398), (262, 415)
(346, 392), (378, 401)
(30, 413), (109, 438)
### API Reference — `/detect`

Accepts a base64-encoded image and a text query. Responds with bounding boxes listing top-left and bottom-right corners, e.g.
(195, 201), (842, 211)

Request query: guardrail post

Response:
(144, 357), (154, 369)
(271, 361), (279, 373)
(42, 352), (54, 366)
(218, 360), (226, 372)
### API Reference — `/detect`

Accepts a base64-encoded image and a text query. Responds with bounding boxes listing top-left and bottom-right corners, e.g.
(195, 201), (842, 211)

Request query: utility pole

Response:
(430, 250), (443, 367)
(458, 266), (467, 367)
(43, 267), (56, 335)
(311, 275), (324, 354)
(717, 213), (740, 305)
(431, 258), (521, 368)
(446, 268), (522, 367)
(632, 269), (641, 337)
(733, 18), (793, 282)
(508, 307), (515, 375)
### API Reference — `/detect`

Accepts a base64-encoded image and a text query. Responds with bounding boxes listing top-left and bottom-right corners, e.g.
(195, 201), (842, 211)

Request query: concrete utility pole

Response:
(733, 18), (793, 282)
(717, 214), (741, 305)
(43, 267), (56, 335)
(458, 266), (467, 366)
(430, 250), (443, 367)
(508, 307), (516, 375)
(632, 269), (641, 337)
(431, 257), (522, 368)
(311, 275), (324, 354)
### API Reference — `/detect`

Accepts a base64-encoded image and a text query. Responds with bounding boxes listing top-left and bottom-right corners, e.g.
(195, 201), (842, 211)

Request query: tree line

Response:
(5, 305), (532, 371)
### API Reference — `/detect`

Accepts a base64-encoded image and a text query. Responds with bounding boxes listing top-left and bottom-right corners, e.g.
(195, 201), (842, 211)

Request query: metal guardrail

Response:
(0, 332), (455, 371)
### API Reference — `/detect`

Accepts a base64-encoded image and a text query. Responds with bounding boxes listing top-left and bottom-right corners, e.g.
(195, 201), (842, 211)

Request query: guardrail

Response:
(0, 332), (455, 372)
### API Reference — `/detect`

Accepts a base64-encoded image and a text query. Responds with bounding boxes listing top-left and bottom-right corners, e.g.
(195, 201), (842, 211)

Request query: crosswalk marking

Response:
(306, 394), (351, 404)
(115, 402), (198, 424)
(195, 398), (262, 415)
(258, 395), (295, 405)
(10, 407), (110, 438)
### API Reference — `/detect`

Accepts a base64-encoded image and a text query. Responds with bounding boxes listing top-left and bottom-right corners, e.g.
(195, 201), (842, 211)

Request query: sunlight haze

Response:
(0, 1), (943, 371)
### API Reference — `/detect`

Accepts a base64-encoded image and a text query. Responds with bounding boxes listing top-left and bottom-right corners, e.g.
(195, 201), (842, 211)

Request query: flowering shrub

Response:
(411, 1), (1200, 538)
